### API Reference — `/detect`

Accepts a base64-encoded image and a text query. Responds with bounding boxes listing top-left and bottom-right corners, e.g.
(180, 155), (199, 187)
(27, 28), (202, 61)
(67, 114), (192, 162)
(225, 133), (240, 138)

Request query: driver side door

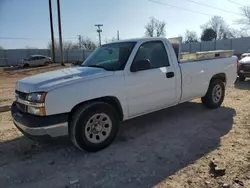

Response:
(125, 40), (177, 118)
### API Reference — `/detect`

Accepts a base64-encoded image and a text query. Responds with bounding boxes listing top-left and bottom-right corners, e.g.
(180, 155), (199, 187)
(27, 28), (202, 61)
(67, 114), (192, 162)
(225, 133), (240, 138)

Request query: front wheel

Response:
(201, 79), (225, 109)
(69, 102), (119, 152)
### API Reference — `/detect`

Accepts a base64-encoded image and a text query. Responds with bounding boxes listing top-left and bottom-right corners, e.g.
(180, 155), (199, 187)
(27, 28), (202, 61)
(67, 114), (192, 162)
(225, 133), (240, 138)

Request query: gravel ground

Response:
(0, 68), (250, 188)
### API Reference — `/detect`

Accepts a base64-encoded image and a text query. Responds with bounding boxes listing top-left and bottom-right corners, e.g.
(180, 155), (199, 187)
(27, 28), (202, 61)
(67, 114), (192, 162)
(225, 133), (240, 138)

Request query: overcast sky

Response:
(0, 0), (249, 49)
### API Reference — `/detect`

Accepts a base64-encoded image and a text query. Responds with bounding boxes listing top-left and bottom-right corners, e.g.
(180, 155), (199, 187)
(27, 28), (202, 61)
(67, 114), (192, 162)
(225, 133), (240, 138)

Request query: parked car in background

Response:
(18, 55), (52, 67)
(238, 56), (250, 81)
(240, 53), (250, 59)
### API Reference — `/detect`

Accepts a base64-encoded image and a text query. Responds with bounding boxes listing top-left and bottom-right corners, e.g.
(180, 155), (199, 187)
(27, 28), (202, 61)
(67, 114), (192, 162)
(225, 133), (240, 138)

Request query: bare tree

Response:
(201, 16), (233, 40)
(236, 7), (250, 34)
(145, 17), (166, 37)
(104, 37), (118, 44)
(48, 40), (75, 50)
(184, 30), (198, 43)
(77, 35), (97, 50)
(63, 41), (79, 50)
(48, 37), (97, 51)
(25, 46), (38, 49)
(230, 28), (250, 38)
(156, 20), (166, 37)
(145, 17), (155, 37)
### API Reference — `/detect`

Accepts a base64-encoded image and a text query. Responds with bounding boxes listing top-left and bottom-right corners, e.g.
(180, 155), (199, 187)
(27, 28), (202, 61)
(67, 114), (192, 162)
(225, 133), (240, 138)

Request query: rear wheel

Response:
(69, 102), (119, 152)
(201, 79), (225, 109)
(239, 75), (246, 82)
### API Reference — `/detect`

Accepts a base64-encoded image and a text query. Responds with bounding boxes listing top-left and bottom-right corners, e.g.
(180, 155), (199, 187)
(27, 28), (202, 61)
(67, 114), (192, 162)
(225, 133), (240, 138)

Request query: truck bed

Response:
(180, 50), (234, 63)
(179, 56), (237, 103)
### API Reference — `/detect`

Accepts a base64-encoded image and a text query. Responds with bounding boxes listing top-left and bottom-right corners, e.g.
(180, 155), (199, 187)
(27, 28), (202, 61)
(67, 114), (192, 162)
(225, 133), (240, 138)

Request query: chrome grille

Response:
(15, 90), (27, 113)
(16, 102), (27, 113)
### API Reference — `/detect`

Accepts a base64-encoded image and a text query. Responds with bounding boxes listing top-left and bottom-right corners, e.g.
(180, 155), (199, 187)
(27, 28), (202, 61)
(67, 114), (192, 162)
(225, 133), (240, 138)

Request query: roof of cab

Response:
(105, 37), (167, 44)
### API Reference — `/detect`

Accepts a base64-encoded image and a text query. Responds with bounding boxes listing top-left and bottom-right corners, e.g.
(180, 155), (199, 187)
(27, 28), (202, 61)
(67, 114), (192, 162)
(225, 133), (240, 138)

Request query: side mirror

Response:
(131, 59), (152, 72)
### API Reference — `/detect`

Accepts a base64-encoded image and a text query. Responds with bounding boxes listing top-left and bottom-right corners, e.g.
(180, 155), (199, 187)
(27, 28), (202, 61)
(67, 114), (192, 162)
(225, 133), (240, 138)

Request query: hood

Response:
(239, 56), (250, 64)
(16, 66), (114, 93)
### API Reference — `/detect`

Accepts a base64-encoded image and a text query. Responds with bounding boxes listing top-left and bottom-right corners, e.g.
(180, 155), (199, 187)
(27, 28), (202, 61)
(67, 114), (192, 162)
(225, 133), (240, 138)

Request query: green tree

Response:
(201, 28), (217, 41)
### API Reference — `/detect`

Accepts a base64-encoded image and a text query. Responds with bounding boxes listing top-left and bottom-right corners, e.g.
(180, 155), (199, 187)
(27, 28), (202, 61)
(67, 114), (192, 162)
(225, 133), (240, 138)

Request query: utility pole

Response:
(77, 35), (81, 48)
(48, 0), (55, 63)
(117, 30), (120, 40)
(95, 24), (103, 46)
(57, 0), (65, 66)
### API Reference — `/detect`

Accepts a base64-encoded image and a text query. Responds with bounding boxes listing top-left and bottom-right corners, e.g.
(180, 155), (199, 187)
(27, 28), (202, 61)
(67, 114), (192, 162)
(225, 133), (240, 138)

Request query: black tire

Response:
(23, 63), (29, 68)
(239, 75), (246, 82)
(44, 61), (50, 66)
(201, 79), (225, 109)
(69, 102), (119, 152)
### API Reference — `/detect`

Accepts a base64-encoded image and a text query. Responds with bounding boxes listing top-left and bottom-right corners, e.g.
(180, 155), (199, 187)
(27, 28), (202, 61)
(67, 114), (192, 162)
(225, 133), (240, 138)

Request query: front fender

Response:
(44, 73), (128, 118)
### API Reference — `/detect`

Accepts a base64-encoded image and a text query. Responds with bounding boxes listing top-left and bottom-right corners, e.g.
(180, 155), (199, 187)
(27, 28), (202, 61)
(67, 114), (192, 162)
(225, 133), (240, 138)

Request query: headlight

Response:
(25, 92), (46, 116)
(27, 92), (46, 103)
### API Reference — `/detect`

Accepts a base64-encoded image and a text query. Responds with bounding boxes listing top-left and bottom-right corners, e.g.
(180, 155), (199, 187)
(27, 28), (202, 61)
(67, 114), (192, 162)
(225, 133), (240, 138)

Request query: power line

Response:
(182, 0), (244, 16)
(149, 0), (245, 17)
(149, 0), (214, 16)
(0, 36), (79, 40)
(0, 37), (47, 40)
(227, 0), (250, 8)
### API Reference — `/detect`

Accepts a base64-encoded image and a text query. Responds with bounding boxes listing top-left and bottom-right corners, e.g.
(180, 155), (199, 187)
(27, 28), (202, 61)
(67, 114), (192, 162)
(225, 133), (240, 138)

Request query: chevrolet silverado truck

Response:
(11, 37), (237, 152)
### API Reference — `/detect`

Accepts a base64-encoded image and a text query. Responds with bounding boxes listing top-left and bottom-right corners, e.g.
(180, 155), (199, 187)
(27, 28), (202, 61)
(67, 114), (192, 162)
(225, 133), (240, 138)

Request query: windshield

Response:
(81, 42), (136, 71)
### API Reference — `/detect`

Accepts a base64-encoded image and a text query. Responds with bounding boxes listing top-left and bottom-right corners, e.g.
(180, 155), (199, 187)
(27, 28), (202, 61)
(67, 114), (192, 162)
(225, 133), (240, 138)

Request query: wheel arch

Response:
(68, 96), (124, 124)
(210, 73), (227, 84)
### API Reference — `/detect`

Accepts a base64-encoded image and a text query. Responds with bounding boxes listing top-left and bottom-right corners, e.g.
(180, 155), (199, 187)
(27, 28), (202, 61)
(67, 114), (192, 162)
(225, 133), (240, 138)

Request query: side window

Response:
(132, 41), (170, 71)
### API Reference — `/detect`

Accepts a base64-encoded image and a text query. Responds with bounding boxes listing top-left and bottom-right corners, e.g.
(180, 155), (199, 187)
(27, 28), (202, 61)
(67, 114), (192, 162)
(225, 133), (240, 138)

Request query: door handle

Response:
(166, 72), (175, 78)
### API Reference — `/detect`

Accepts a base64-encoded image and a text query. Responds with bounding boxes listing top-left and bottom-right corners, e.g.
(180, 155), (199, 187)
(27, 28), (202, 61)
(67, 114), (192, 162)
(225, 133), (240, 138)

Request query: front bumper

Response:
(11, 102), (69, 138)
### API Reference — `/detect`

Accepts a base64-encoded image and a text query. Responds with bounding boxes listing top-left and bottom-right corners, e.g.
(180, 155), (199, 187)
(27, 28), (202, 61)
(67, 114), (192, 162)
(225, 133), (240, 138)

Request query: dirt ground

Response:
(0, 65), (68, 106)
(0, 67), (250, 188)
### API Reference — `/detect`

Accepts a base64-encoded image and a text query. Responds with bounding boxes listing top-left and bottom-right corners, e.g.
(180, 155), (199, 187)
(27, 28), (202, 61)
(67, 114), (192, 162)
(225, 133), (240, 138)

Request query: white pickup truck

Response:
(11, 37), (237, 152)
